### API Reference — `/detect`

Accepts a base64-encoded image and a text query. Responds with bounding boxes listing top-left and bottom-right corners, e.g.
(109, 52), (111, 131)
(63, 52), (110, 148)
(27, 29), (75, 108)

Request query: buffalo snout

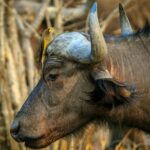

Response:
(10, 119), (21, 141)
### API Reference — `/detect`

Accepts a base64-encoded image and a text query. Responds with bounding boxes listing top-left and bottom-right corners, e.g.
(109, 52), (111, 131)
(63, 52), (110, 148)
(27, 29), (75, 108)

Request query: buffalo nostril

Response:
(10, 121), (20, 136)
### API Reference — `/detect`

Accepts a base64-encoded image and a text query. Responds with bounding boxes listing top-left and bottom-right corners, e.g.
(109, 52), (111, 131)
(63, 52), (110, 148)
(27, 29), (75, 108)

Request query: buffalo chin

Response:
(24, 135), (59, 149)
(25, 140), (51, 149)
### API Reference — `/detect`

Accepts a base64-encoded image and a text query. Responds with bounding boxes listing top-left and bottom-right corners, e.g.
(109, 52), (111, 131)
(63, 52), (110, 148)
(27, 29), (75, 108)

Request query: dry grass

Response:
(0, 0), (150, 150)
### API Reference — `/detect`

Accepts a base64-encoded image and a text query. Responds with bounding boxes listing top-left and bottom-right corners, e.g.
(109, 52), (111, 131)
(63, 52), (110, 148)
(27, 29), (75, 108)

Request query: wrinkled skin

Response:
(11, 58), (96, 148)
(10, 33), (150, 148)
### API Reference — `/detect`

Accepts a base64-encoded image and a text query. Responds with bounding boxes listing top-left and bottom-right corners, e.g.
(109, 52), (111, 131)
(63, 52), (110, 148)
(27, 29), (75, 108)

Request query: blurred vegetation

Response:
(0, 0), (150, 150)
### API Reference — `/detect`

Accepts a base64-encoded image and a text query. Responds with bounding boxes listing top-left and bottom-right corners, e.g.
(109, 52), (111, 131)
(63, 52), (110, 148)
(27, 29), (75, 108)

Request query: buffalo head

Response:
(10, 3), (150, 149)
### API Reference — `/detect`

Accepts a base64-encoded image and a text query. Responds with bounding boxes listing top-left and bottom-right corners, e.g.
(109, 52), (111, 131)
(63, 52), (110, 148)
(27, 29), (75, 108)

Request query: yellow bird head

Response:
(40, 27), (55, 66)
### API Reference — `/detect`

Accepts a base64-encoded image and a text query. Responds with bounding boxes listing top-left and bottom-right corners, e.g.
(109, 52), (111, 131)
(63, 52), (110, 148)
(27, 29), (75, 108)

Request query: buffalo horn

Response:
(88, 2), (107, 63)
(119, 4), (133, 35)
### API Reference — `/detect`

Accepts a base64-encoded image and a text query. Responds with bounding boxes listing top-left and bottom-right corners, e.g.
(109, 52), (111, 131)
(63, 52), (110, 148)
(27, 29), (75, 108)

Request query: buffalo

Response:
(10, 3), (150, 149)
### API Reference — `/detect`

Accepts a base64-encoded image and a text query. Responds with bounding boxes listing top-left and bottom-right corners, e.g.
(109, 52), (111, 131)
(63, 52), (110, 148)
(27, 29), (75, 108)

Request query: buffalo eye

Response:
(47, 74), (58, 81)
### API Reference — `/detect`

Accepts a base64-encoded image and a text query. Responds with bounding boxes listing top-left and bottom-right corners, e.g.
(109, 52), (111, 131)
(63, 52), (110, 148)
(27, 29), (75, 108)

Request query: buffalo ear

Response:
(91, 70), (137, 108)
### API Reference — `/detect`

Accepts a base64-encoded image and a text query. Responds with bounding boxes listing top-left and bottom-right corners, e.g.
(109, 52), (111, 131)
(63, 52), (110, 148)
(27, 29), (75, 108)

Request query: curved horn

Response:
(119, 4), (133, 35)
(88, 2), (107, 63)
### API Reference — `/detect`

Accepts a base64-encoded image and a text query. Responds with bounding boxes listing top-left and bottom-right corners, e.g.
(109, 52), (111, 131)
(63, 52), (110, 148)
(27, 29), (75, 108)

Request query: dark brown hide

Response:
(10, 31), (150, 148)
(10, 59), (94, 148)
